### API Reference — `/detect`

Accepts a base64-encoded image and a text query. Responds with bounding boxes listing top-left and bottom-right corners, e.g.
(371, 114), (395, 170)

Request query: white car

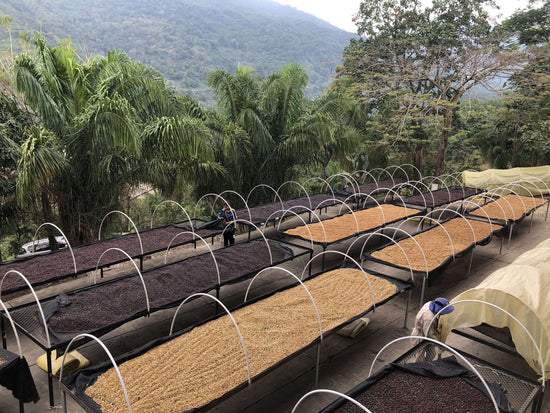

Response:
(17, 236), (68, 259)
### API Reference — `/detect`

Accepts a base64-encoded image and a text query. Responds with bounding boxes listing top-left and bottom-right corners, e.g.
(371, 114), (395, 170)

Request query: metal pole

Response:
(47, 348), (54, 406)
(1, 316), (6, 349)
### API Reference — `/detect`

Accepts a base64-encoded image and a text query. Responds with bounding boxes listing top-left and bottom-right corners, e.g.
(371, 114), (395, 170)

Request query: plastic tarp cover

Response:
(513, 247), (550, 274)
(462, 166), (550, 195)
(439, 264), (550, 378)
(537, 238), (550, 248)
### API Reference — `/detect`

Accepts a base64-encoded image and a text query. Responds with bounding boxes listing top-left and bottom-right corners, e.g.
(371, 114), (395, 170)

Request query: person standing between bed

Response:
(411, 297), (454, 359)
(218, 203), (237, 246)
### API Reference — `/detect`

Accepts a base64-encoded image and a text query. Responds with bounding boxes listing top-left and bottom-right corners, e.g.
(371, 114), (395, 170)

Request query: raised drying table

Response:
(318, 342), (541, 413)
(1, 238), (311, 407)
(363, 216), (504, 305)
(59, 265), (412, 413)
(1, 219), (223, 296)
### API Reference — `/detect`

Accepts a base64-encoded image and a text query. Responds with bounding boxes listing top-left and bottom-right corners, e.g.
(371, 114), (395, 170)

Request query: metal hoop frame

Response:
(368, 335), (500, 413)
(99, 210), (143, 256)
(150, 200), (194, 231)
(168, 293), (252, 385)
(32, 222), (76, 273)
(94, 248), (150, 312)
(164, 231), (220, 284)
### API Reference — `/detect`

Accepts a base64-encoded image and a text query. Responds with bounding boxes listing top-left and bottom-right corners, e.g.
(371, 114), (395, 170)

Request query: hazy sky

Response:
(273, 0), (532, 33)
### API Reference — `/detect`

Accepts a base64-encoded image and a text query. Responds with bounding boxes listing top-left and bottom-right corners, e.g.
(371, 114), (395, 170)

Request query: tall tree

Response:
(497, 0), (550, 166)
(12, 34), (220, 243)
(205, 63), (362, 200)
(338, 0), (523, 174)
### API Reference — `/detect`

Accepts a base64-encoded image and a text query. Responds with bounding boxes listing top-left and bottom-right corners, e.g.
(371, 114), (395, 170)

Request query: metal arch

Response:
(0, 299), (23, 357)
(451, 200), (496, 235)
(313, 198), (359, 236)
(440, 173), (464, 189)
(399, 163), (422, 181)
(33, 222), (77, 274)
(501, 182), (533, 212)
(503, 181), (545, 232)
(346, 230), (418, 284)
(94, 247), (150, 313)
(341, 171), (362, 191)
(243, 265), (326, 389)
(358, 170), (379, 185)
(291, 389), (373, 413)
(516, 176), (550, 197)
(246, 183), (284, 212)
(276, 180), (312, 209)
(489, 186), (524, 220)
(515, 176), (550, 220)
(352, 169), (377, 185)
(164, 231), (220, 284)
(422, 175), (443, 188)
(284, 205), (328, 245)
(388, 164), (409, 182)
(394, 216), (455, 260)
(168, 293), (252, 385)
(428, 207), (477, 245)
(368, 336), (500, 413)
(150, 200), (194, 231)
(99, 210), (143, 256)
(342, 193), (386, 224)
(194, 192), (232, 219)
(464, 193), (511, 225)
(0, 270), (51, 348)
(326, 172), (360, 195)
(243, 266), (324, 340)
(426, 299), (546, 388)
(59, 333), (132, 413)
(369, 167), (393, 184)
(219, 189), (252, 222)
(267, 209), (314, 251)
(299, 251), (377, 314)
(313, 194), (340, 212)
(425, 176), (454, 202)
(375, 187), (410, 215)
(233, 219), (274, 264)
(394, 181), (434, 208)
(504, 180), (540, 229)
(302, 177), (335, 199)
(505, 180), (540, 204)
(348, 227), (429, 305)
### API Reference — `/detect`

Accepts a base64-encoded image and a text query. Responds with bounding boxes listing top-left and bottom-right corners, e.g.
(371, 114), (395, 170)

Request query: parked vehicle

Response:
(17, 236), (67, 259)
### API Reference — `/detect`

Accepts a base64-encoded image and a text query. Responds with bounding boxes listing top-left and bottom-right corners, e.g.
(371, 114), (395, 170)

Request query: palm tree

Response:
(274, 92), (361, 180)
(13, 34), (221, 243)
(205, 63), (363, 200)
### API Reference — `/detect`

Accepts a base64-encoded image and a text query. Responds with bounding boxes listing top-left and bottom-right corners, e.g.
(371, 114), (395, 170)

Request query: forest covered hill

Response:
(0, 0), (356, 104)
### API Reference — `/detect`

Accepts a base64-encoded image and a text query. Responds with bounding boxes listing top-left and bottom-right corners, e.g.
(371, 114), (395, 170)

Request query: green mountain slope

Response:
(0, 0), (356, 104)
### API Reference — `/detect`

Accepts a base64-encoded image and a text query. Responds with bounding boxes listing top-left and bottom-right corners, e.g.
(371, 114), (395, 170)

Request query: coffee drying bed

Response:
(60, 267), (412, 413)
(1, 219), (222, 295)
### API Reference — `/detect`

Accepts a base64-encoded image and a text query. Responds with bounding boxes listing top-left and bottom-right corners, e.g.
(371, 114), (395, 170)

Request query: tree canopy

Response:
(336, 0), (524, 174)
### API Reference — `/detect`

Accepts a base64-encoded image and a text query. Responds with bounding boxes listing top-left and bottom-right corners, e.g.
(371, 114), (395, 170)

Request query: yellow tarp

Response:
(37, 349), (90, 377)
(462, 166), (550, 195)
(439, 264), (550, 378)
(513, 247), (550, 274)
